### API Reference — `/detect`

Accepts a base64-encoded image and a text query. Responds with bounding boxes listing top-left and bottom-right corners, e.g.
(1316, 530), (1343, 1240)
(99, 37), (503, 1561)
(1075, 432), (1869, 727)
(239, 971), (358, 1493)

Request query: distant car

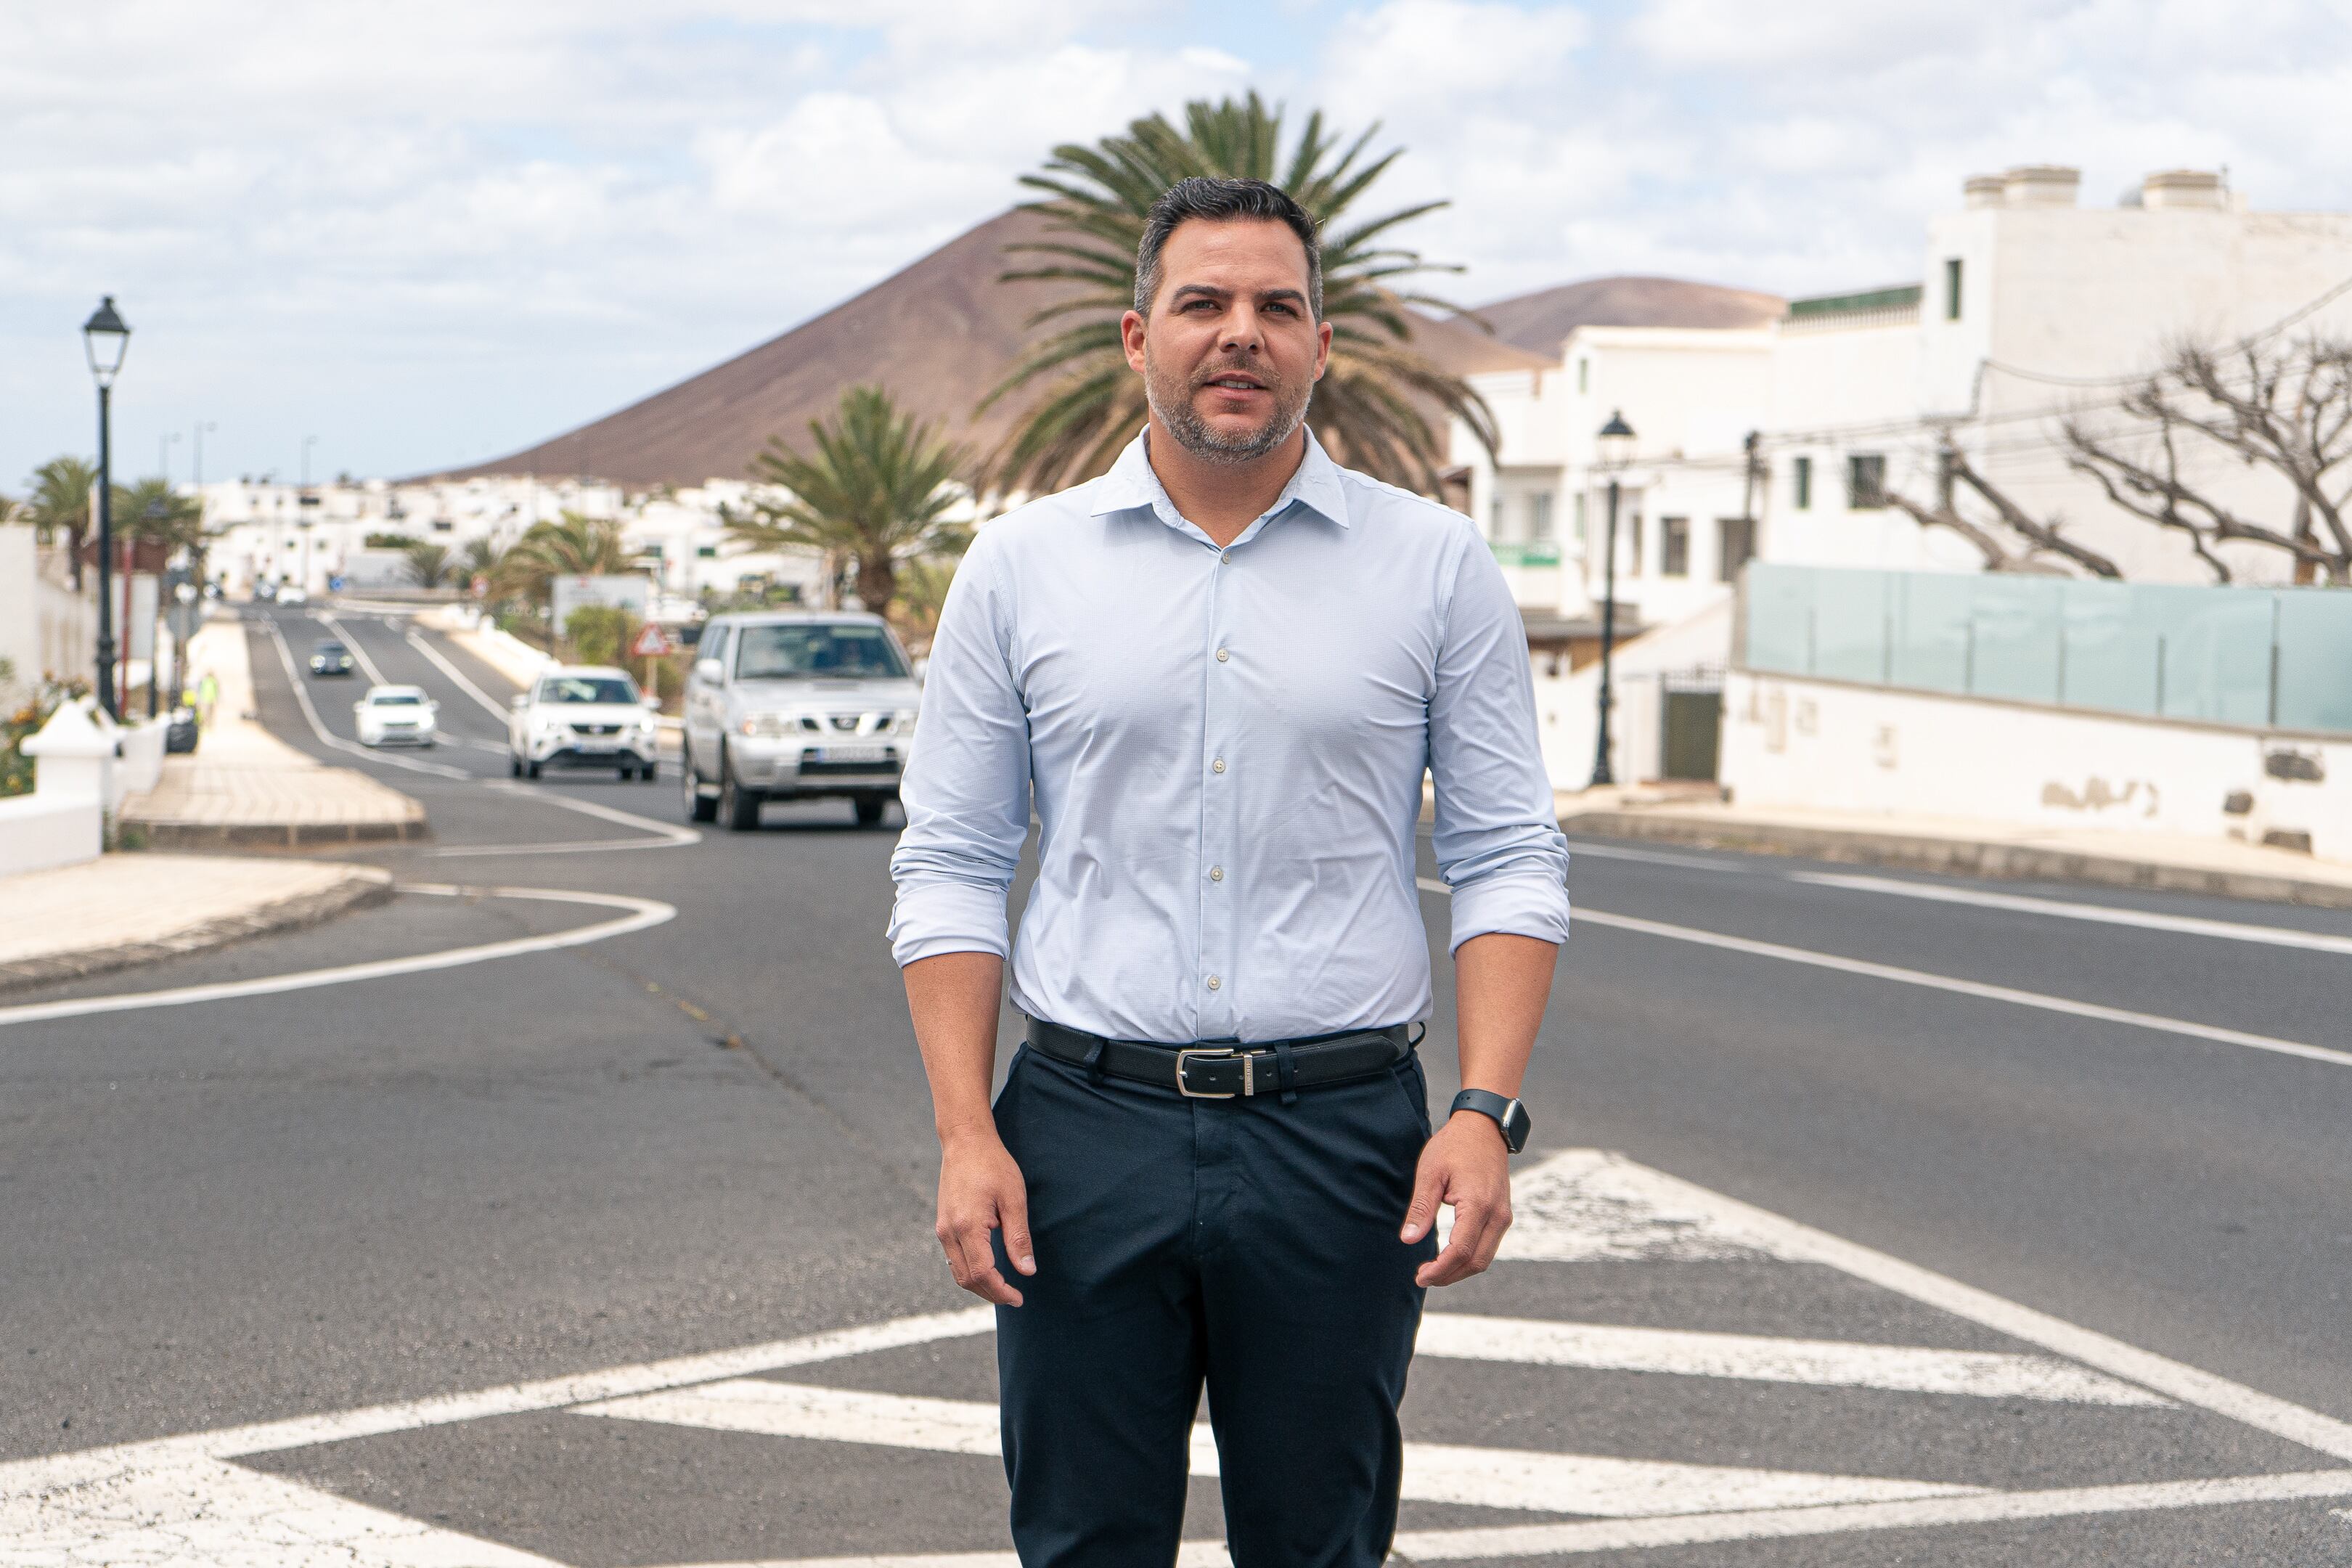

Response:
(354, 684), (438, 748)
(164, 706), (200, 754)
(277, 584), (309, 605)
(507, 666), (660, 780)
(253, 581), (277, 603)
(309, 640), (354, 677)
(680, 611), (917, 831)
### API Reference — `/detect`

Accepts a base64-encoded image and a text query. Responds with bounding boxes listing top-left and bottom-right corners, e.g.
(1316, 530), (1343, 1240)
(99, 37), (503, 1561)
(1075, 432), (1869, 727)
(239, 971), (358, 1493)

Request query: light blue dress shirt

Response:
(888, 428), (1571, 1044)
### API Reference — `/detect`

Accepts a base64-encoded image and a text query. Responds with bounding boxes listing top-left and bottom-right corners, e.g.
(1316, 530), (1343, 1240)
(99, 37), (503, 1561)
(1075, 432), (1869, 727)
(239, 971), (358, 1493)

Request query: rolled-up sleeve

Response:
(1427, 530), (1573, 952)
(887, 534), (1032, 965)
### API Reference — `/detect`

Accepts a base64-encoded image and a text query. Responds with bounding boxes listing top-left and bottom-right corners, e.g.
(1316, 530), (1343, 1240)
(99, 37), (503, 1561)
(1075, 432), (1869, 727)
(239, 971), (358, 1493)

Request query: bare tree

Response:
(1886, 440), (2123, 578)
(2063, 336), (2352, 586)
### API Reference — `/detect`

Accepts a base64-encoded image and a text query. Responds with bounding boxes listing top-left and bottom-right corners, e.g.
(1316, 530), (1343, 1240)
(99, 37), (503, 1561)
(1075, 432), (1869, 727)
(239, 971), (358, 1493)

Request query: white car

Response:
(277, 584), (309, 605)
(354, 684), (439, 747)
(508, 665), (661, 781)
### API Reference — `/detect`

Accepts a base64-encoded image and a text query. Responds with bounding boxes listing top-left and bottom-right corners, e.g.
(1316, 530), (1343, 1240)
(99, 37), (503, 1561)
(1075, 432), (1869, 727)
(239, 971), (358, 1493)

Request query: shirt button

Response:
(1215, 647), (1230, 663)
(1212, 757), (1226, 774)
(1206, 974), (1222, 991)
(1210, 865), (1224, 883)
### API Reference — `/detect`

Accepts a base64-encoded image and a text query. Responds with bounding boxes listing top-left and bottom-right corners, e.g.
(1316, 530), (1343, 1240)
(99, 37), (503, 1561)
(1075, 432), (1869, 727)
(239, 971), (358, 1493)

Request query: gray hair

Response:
(1134, 176), (1323, 320)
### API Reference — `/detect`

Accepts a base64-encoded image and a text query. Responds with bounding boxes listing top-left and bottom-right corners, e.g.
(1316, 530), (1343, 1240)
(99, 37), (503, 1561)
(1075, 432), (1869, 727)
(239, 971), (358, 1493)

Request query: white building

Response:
(1458, 163), (2352, 638)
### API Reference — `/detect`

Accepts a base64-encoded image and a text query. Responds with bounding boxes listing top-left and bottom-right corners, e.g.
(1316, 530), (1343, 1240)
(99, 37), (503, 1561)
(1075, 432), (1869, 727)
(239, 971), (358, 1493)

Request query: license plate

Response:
(817, 745), (890, 765)
(576, 739), (617, 752)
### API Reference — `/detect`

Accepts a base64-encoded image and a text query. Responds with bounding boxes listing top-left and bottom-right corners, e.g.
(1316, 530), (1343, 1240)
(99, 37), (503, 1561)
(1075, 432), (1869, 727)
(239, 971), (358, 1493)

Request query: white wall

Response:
(1533, 597), (1736, 791)
(0, 529), (97, 704)
(1722, 670), (2351, 862)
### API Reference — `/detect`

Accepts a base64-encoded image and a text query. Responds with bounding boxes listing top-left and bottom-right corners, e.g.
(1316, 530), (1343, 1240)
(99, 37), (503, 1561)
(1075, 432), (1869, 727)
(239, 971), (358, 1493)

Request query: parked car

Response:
(277, 584), (309, 605)
(507, 666), (660, 780)
(309, 640), (354, 677)
(680, 611), (917, 831)
(354, 684), (438, 748)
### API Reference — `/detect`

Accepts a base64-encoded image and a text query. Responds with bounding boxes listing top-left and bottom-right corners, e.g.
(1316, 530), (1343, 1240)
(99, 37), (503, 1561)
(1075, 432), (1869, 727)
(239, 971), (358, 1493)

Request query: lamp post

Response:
(1588, 410), (1635, 789)
(83, 296), (132, 719)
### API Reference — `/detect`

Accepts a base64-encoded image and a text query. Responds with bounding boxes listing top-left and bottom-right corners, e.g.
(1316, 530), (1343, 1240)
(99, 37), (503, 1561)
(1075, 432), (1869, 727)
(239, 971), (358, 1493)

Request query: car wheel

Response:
(641, 761), (658, 783)
(510, 755), (521, 777)
(719, 748), (762, 832)
(853, 793), (887, 828)
(681, 747), (717, 822)
(526, 760), (542, 779)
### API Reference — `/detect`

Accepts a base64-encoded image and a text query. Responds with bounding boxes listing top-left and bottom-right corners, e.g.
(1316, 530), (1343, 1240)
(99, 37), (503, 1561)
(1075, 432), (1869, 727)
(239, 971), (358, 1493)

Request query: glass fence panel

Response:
(2056, 579), (2157, 717)
(2274, 589), (2352, 733)
(1811, 569), (1891, 683)
(1742, 563), (1814, 674)
(1889, 571), (1972, 694)
(1969, 576), (2064, 703)
(2146, 587), (2274, 727)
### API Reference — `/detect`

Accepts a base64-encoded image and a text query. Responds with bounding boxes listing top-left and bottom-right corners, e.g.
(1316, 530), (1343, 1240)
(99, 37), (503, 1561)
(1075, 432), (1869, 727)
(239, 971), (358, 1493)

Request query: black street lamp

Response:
(1589, 409), (1636, 788)
(83, 295), (132, 719)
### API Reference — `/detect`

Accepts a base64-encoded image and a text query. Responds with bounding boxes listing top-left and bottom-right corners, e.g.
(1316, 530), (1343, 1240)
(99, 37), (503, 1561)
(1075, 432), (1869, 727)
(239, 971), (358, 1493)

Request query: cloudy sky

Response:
(5, 0), (2347, 490)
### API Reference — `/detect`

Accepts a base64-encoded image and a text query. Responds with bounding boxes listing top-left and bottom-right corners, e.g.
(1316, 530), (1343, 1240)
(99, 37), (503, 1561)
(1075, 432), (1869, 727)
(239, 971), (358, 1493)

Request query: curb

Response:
(133, 817), (433, 851)
(1560, 809), (2352, 912)
(0, 864), (398, 993)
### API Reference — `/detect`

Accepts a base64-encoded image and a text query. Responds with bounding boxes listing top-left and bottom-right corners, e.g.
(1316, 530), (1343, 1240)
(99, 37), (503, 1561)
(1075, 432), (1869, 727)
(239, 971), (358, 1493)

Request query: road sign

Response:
(628, 623), (674, 659)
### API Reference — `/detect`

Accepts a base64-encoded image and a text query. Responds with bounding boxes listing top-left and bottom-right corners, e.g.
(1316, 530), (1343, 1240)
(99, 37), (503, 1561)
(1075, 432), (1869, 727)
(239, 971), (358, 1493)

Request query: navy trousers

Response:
(990, 1040), (1438, 1568)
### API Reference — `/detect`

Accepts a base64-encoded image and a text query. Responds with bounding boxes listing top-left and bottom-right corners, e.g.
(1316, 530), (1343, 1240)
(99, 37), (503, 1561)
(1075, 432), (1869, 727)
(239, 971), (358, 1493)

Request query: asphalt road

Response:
(4, 600), (2350, 1565)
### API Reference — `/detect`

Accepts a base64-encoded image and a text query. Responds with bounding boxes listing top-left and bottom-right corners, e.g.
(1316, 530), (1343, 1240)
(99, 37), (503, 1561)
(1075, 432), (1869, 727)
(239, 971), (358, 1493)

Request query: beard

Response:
(1143, 343), (1315, 465)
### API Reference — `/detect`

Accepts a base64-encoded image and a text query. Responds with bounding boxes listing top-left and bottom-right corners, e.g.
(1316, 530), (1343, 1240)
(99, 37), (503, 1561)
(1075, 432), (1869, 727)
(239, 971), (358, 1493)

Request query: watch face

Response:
(1502, 1099), (1532, 1153)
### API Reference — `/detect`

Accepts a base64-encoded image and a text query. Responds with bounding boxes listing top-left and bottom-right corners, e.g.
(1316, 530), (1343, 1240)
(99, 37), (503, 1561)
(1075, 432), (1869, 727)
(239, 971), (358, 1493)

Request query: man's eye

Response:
(1265, 302), (1295, 316)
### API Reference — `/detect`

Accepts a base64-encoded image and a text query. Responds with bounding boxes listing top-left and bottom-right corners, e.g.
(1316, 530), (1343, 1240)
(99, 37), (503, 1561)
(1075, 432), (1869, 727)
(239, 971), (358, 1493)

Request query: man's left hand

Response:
(1400, 1110), (1513, 1287)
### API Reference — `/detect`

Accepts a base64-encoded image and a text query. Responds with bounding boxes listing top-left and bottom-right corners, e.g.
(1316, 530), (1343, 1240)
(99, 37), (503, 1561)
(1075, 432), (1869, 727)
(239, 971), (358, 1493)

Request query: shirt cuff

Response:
(1447, 870), (1572, 953)
(888, 879), (1013, 967)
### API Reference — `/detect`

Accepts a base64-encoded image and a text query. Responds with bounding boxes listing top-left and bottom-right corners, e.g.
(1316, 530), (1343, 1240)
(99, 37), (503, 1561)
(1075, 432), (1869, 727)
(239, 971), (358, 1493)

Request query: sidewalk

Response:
(1559, 788), (2352, 910)
(0, 853), (392, 989)
(118, 615), (428, 849)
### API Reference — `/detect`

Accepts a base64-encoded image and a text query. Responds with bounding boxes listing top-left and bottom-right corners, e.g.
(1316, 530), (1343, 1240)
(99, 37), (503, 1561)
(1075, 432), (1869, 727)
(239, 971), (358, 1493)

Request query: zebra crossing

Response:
(7, 1148), (2349, 1565)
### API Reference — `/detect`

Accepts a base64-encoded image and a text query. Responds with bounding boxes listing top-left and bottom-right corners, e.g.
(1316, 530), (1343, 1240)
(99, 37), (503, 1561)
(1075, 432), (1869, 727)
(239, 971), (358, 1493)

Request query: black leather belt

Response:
(1025, 1017), (1416, 1100)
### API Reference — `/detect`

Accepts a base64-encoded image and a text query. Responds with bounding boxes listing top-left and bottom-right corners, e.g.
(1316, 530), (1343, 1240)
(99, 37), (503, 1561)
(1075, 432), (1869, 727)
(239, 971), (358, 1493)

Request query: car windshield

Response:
(537, 675), (639, 704)
(371, 693), (424, 706)
(735, 623), (907, 679)
(314, 643), (346, 656)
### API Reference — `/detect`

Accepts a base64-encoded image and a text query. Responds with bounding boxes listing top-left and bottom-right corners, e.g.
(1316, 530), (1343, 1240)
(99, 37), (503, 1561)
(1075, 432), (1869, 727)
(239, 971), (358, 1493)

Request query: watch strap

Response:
(1450, 1088), (1530, 1153)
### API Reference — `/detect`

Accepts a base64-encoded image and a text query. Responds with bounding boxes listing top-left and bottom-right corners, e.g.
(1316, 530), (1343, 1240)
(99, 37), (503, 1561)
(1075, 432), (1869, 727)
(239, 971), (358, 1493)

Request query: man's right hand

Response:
(935, 1126), (1034, 1307)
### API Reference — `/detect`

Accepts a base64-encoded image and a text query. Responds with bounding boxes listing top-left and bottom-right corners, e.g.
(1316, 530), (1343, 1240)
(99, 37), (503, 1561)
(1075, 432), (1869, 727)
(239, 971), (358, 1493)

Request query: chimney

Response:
(2003, 165), (2081, 207)
(2140, 169), (2228, 210)
(1962, 173), (2006, 208)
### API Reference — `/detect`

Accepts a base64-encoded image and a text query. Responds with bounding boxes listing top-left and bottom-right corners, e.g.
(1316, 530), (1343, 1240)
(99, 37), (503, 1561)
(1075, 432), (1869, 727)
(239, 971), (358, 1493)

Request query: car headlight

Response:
(738, 712), (796, 738)
(890, 709), (918, 735)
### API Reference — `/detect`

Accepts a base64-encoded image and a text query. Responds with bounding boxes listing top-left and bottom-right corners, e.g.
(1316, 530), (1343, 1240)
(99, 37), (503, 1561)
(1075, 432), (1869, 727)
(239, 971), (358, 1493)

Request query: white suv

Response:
(680, 611), (918, 830)
(507, 666), (661, 781)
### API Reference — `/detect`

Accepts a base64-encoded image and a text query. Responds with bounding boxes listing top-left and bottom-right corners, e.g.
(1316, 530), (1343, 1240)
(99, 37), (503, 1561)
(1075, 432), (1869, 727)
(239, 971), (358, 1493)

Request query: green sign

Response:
(1490, 542), (1562, 568)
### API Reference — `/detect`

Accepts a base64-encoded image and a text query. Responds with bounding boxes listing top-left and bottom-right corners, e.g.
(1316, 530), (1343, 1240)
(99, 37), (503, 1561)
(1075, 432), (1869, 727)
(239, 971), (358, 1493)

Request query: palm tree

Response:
(985, 92), (1497, 497)
(23, 457), (99, 587)
(489, 512), (631, 607)
(731, 385), (969, 616)
(403, 542), (452, 589)
(459, 536), (503, 592)
(113, 478), (206, 552)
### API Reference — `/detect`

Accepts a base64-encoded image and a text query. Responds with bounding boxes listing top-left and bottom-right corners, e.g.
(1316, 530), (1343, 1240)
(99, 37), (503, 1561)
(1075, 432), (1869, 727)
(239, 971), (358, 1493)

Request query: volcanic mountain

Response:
(1469, 275), (1787, 356)
(430, 208), (1555, 491)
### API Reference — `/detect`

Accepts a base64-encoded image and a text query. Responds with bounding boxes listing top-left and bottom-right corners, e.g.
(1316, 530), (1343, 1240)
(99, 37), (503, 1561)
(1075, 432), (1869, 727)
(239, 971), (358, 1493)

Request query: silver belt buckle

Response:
(1175, 1047), (1249, 1098)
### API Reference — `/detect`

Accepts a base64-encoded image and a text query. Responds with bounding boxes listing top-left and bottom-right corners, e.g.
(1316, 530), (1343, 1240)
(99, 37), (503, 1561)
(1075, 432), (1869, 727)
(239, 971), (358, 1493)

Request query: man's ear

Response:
(1314, 318), (1332, 381)
(1121, 309), (1149, 375)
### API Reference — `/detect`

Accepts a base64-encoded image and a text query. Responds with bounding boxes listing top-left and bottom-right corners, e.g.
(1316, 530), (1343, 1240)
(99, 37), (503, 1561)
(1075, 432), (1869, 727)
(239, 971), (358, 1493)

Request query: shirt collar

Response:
(1090, 425), (1352, 535)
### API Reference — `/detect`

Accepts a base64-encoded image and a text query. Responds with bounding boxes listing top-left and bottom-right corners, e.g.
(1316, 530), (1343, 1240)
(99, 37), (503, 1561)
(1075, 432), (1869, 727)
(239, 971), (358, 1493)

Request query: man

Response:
(890, 176), (1569, 1567)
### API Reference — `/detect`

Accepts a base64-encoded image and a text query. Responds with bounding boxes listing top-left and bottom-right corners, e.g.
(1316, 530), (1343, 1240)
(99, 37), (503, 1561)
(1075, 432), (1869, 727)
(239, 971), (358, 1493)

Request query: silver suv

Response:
(680, 611), (919, 830)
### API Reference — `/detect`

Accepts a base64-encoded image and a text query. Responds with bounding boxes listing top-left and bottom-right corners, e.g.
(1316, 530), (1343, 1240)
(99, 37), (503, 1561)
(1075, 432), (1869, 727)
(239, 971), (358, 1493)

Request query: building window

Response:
(1627, 513), (1644, 577)
(1944, 258), (1963, 321)
(1577, 359), (1589, 393)
(1848, 454), (1887, 510)
(1660, 516), (1690, 578)
(1718, 516), (1755, 582)
(1573, 492), (1588, 544)
(1792, 455), (1812, 510)
(1530, 491), (1554, 542)
(1489, 497), (1506, 539)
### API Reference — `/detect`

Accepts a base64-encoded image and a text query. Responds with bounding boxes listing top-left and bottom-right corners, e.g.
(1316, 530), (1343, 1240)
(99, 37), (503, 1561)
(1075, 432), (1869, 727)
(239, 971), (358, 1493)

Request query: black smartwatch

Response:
(1450, 1089), (1531, 1153)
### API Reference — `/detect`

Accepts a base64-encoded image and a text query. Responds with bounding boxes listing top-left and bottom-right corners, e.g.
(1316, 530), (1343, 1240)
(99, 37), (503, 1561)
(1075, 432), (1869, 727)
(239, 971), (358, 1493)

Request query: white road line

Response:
(1415, 878), (2352, 1070)
(1559, 839), (1764, 875)
(1414, 1313), (2171, 1405)
(404, 624), (520, 723)
(575, 1381), (1983, 1516)
(430, 779), (699, 857)
(0, 884), (674, 1029)
(316, 609), (393, 686)
(1791, 869), (2352, 955)
(260, 616), (473, 780)
(1512, 1150), (2352, 1465)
